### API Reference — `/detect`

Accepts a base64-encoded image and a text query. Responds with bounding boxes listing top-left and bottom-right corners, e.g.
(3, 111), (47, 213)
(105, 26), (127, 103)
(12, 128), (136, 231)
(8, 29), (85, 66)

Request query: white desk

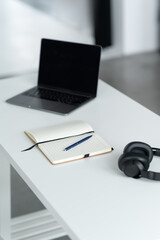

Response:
(0, 0), (93, 77)
(0, 74), (160, 240)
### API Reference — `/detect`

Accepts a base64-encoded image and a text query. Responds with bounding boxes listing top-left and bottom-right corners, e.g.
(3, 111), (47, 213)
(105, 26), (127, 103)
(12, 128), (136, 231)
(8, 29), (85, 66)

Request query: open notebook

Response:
(24, 121), (112, 164)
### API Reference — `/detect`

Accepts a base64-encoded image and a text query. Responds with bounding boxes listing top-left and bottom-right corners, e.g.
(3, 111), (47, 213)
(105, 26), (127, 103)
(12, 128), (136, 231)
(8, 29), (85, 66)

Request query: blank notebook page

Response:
(26, 121), (93, 143)
(39, 132), (111, 164)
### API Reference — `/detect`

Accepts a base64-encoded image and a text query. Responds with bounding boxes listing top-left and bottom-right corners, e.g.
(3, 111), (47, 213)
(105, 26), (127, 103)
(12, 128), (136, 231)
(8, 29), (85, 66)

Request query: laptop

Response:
(6, 38), (101, 115)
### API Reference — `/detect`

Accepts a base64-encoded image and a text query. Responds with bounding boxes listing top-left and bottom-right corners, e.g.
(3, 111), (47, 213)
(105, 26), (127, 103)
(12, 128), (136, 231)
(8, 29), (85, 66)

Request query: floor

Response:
(100, 51), (160, 116)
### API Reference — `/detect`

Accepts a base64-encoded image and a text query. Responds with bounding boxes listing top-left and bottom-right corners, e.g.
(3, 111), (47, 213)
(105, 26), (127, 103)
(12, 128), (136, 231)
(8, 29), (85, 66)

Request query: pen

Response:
(64, 135), (92, 151)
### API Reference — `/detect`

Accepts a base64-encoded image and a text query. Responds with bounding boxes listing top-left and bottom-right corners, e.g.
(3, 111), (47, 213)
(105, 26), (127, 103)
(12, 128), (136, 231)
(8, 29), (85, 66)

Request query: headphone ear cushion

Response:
(118, 152), (150, 178)
(124, 142), (153, 162)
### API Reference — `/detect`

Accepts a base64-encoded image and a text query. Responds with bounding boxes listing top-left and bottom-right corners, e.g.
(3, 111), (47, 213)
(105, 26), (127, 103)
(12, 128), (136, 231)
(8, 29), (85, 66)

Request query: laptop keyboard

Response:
(25, 88), (88, 106)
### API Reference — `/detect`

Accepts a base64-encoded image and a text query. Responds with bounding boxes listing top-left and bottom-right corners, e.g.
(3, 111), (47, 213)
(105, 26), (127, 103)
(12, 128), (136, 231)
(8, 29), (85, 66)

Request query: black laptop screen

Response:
(38, 39), (101, 97)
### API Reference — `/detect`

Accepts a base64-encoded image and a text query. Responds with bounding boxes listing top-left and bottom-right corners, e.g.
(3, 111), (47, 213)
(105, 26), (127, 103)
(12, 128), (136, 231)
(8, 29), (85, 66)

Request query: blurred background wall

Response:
(19, 0), (160, 59)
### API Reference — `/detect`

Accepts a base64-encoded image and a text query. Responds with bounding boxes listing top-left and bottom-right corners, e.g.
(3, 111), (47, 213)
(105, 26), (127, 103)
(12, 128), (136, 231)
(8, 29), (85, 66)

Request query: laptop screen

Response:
(38, 39), (101, 97)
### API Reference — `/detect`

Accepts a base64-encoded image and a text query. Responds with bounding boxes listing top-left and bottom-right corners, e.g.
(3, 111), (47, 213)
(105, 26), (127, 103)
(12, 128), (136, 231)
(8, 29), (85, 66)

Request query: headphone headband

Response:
(152, 148), (160, 157)
(141, 171), (160, 181)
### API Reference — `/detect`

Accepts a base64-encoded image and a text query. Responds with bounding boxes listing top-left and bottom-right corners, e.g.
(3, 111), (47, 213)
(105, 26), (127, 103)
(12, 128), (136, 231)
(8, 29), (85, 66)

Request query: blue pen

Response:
(64, 135), (92, 151)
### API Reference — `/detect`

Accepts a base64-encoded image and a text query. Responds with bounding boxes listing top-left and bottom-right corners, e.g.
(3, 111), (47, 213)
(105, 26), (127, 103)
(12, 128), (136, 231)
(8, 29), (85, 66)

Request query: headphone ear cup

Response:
(118, 152), (150, 178)
(124, 142), (153, 162)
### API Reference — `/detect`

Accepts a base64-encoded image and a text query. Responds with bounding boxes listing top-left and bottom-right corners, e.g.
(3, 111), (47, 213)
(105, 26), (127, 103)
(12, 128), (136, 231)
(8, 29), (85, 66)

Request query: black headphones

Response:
(118, 141), (160, 181)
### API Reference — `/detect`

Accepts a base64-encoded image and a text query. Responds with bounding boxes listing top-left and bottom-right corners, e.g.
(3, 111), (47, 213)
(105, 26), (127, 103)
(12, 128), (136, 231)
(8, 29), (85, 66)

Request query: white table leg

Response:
(0, 145), (11, 240)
